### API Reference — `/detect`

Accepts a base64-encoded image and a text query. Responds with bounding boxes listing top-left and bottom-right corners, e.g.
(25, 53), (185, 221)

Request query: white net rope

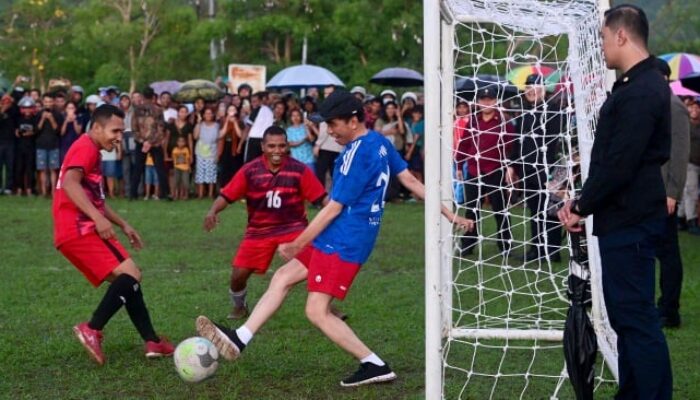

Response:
(438, 1), (618, 398)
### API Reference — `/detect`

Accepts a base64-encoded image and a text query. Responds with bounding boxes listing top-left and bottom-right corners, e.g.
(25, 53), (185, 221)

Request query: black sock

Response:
(88, 274), (131, 330)
(88, 274), (159, 342)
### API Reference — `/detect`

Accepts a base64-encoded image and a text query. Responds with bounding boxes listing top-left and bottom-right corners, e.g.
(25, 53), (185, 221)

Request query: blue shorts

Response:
(102, 160), (122, 178)
(36, 148), (60, 170)
(145, 166), (159, 185)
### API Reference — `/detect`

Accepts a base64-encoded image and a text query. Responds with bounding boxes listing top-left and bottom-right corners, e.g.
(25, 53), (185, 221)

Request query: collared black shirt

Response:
(577, 56), (670, 236)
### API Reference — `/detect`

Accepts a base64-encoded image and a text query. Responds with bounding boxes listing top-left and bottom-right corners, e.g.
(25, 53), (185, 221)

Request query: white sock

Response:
(360, 353), (385, 367)
(235, 325), (253, 345)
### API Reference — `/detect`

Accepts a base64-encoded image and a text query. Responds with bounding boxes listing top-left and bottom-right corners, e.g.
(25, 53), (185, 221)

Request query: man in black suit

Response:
(558, 5), (672, 399)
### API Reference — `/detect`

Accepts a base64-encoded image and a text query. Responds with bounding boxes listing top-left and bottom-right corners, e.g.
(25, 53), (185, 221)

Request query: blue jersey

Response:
(313, 130), (408, 263)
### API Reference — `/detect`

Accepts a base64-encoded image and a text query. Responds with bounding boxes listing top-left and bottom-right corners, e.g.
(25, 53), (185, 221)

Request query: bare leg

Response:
(305, 292), (372, 360)
(243, 259), (308, 334)
(50, 169), (58, 196)
(230, 267), (255, 292)
(39, 170), (47, 196)
(197, 184), (204, 199)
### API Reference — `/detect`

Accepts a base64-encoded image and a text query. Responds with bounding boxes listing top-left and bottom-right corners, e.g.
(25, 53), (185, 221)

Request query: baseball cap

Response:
(85, 94), (101, 105)
(18, 97), (35, 108)
(71, 85), (84, 94)
(350, 86), (367, 97)
(401, 91), (417, 103)
(380, 89), (397, 99)
(309, 91), (363, 123)
(525, 74), (545, 85)
(476, 86), (498, 99)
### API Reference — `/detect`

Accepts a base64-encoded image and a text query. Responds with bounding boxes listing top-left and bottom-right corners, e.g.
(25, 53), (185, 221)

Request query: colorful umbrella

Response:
(681, 72), (700, 94)
(659, 53), (700, 81)
(507, 65), (555, 90)
(174, 80), (224, 102)
(669, 81), (700, 97)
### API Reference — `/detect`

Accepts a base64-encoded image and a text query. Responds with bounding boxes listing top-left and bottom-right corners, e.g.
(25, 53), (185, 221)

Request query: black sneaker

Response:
(195, 316), (245, 361)
(340, 362), (397, 387)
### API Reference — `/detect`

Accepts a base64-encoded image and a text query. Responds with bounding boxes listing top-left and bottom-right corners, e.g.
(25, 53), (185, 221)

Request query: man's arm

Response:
(665, 98), (690, 214)
(397, 169), (474, 231)
(61, 169), (115, 239)
(104, 203), (143, 249)
(203, 196), (230, 232)
(278, 200), (344, 261)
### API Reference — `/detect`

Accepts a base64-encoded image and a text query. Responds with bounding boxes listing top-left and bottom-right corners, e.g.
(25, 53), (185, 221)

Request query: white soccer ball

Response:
(173, 337), (219, 383)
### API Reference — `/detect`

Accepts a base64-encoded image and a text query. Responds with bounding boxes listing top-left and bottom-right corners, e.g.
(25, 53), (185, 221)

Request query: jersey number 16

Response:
(266, 190), (282, 208)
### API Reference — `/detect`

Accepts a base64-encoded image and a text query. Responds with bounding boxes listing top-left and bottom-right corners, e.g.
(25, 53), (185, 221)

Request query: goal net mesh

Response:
(435, 1), (619, 398)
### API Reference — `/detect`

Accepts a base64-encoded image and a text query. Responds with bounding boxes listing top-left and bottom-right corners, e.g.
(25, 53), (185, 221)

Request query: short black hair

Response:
(262, 125), (287, 141)
(604, 4), (649, 46)
(160, 91), (172, 97)
(42, 92), (54, 99)
(91, 104), (125, 127)
(143, 87), (156, 99)
(412, 105), (424, 114)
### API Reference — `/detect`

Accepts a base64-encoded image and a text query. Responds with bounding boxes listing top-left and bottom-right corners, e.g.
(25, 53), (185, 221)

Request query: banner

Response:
(228, 64), (266, 94)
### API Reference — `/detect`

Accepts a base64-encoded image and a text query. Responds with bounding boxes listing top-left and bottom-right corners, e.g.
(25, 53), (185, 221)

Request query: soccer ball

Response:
(173, 337), (219, 383)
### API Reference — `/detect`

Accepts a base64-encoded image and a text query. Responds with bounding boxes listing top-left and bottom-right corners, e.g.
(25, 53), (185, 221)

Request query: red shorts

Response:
(58, 233), (130, 287)
(233, 230), (302, 274)
(295, 246), (361, 300)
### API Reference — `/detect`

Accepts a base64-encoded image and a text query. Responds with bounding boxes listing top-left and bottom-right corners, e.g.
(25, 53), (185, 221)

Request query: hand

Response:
(122, 224), (143, 250)
(557, 200), (583, 232)
(452, 215), (475, 232)
(666, 197), (676, 215)
(141, 141), (152, 153)
(505, 167), (518, 185)
(313, 145), (320, 158)
(455, 169), (463, 182)
(278, 242), (301, 262)
(94, 216), (116, 240)
(203, 212), (219, 232)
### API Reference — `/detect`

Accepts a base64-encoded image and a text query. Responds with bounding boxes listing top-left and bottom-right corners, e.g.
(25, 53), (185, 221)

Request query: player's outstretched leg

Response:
(304, 292), (397, 387)
(197, 259), (308, 360)
(228, 267), (254, 320)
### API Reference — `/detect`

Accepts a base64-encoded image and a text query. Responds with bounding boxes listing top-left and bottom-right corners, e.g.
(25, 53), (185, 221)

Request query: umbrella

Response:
(680, 72), (700, 94)
(670, 80), (700, 97)
(370, 67), (424, 87)
(455, 74), (519, 101)
(150, 80), (182, 96)
(563, 230), (597, 400)
(507, 65), (555, 90)
(659, 53), (700, 81)
(266, 64), (344, 89)
(174, 79), (224, 102)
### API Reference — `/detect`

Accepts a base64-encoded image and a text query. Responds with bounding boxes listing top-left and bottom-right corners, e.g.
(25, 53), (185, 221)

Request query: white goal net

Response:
(424, 1), (619, 398)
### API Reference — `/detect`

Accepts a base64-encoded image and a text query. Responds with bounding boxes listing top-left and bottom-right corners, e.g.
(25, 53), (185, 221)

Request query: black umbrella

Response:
(370, 67), (424, 87)
(455, 74), (519, 101)
(680, 72), (700, 93)
(563, 230), (597, 400)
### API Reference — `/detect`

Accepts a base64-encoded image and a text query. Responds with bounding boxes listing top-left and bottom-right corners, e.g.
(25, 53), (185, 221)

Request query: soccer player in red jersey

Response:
(203, 126), (328, 319)
(53, 104), (174, 365)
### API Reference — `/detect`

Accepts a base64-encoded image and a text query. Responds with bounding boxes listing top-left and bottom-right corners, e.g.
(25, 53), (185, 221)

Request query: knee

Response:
(305, 302), (327, 327)
(116, 259), (142, 282)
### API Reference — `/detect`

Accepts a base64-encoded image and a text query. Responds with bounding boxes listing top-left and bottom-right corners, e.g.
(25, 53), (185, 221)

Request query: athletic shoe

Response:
(660, 315), (681, 328)
(195, 316), (245, 361)
(73, 322), (105, 365)
(227, 305), (249, 320)
(145, 336), (175, 358)
(340, 362), (397, 387)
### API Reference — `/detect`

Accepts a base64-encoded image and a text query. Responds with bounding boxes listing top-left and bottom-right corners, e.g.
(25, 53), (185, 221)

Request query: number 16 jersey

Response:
(220, 156), (326, 239)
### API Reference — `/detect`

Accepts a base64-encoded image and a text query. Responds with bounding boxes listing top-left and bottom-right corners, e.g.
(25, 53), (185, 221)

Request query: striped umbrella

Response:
(507, 65), (555, 90)
(659, 53), (700, 81)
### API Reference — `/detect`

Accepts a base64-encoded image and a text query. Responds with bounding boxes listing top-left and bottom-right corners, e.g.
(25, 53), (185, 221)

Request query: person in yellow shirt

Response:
(171, 136), (192, 200)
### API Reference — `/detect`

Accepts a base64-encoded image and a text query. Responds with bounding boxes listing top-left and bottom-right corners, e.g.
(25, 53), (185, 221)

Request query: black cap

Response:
(525, 74), (545, 85)
(309, 91), (363, 123)
(476, 86), (498, 99)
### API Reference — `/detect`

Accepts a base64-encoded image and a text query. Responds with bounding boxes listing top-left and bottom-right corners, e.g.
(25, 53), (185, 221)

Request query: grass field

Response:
(0, 196), (698, 399)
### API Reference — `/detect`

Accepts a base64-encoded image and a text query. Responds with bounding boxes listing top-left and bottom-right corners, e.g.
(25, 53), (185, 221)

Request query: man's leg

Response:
(682, 164), (698, 227)
(657, 209), (683, 327)
(228, 267), (255, 319)
(460, 176), (480, 253)
(130, 144), (147, 199)
(600, 233), (672, 400)
(150, 146), (170, 199)
(486, 170), (511, 253)
(197, 259), (308, 360)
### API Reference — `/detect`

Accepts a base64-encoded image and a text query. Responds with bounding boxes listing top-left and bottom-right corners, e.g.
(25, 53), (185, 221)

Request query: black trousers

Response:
(130, 143), (169, 199)
(244, 138), (263, 164)
(462, 168), (512, 252)
(522, 178), (562, 257)
(599, 223), (672, 400)
(315, 149), (339, 189)
(219, 141), (244, 188)
(656, 208), (683, 320)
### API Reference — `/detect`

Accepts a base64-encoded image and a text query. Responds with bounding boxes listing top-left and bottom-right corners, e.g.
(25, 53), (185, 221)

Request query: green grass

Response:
(0, 197), (698, 399)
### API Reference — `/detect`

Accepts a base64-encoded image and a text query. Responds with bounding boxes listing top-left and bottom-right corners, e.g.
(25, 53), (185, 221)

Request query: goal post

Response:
(424, 1), (618, 398)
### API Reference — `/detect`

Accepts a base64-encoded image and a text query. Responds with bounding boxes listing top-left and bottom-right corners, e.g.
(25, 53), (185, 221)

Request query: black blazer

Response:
(576, 56), (670, 236)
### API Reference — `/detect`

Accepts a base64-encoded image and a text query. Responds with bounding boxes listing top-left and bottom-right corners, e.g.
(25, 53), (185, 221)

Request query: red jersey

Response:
(53, 134), (106, 247)
(220, 155), (326, 239)
(455, 111), (515, 177)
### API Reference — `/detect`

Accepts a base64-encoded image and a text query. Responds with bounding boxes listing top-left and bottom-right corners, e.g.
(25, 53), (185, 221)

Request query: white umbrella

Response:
(267, 64), (344, 89)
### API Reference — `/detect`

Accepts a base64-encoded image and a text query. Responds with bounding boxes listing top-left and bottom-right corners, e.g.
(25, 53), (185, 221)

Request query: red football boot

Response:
(145, 336), (175, 358)
(73, 322), (105, 365)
